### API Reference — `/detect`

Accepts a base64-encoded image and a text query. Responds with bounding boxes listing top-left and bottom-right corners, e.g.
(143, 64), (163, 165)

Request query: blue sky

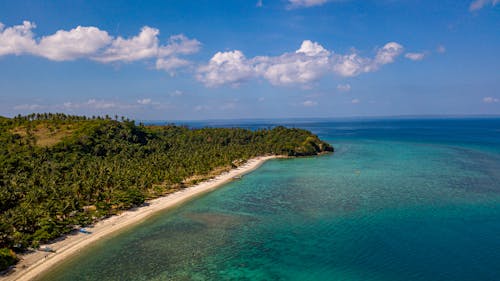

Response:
(0, 0), (499, 120)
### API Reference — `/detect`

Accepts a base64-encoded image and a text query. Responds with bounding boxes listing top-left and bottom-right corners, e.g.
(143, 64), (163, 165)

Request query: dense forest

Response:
(0, 113), (333, 270)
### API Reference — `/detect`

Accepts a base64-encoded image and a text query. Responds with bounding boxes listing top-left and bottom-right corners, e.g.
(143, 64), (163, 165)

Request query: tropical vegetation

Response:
(0, 113), (332, 270)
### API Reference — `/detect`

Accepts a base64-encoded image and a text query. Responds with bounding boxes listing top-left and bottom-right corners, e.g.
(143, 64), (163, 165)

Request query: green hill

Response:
(0, 113), (333, 270)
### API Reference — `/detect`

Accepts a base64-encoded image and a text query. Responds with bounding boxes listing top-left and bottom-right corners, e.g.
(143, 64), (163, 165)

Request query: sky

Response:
(0, 0), (499, 120)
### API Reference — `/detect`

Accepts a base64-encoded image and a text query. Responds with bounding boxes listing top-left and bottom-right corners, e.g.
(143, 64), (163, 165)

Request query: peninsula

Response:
(0, 113), (333, 278)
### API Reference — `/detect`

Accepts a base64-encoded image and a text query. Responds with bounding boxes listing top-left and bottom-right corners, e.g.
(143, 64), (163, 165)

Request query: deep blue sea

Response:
(40, 118), (500, 281)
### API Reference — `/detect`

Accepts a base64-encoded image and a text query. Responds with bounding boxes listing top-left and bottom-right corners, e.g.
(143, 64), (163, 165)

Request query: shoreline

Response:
(2, 155), (278, 281)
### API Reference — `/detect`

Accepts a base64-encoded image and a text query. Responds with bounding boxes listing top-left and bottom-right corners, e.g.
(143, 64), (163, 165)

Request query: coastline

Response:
(3, 155), (278, 281)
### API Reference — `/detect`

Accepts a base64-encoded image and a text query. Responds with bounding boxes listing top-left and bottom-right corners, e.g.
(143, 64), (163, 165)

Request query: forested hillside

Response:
(0, 113), (333, 270)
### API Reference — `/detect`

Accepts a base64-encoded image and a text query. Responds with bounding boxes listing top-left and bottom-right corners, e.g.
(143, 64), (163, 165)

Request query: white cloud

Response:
(331, 53), (370, 77)
(198, 40), (405, 87)
(137, 98), (152, 105)
(303, 100), (318, 107)
(332, 42), (404, 77)
(373, 42), (404, 66)
(156, 57), (190, 72)
(95, 26), (159, 62)
(288, 0), (329, 9)
(296, 40), (330, 56)
(351, 98), (360, 104)
(62, 101), (87, 109)
(158, 34), (201, 57)
(337, 83), (351, 92)
(86, 99), (118, 109)
(483, 97), (499, 103)
(0, 21), (37, 56)
(254, 41), (330, 85)
(1, 21), (411, 88)
(436, 45), (446, 53)
(95, 30), (200, 68)
(405, 52), (425, 61)
(256, 0), (263, 7)
(197, 50), (255, 87)
(469, 0), (499, 11)
(0, 21), (199, 72)
(37, 26), (112, 61)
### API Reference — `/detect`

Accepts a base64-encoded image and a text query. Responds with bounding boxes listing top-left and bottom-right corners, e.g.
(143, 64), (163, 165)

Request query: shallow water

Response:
(40, 118), (500, 281)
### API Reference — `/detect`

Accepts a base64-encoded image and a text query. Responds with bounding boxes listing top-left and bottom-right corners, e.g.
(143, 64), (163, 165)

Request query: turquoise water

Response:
(40, 118), (500, 281)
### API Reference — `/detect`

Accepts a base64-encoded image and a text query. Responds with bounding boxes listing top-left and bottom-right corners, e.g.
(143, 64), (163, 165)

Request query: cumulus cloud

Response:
(351, 98), (360, 104)
(197, 50), (255, 87)
(198, 40), (405, 87)
(331, 54), (367, 77)
(373, 42), (404, 66)
(436, 45), (446, 53)
(94, 30), (200, 64)
(158, 34), (201, 57)
(337, 83), (351, 92)
(288, 0), (329, 9)
(94, 26), (159, 62)
(332, 42), (403, 76)
(1, 21), (411, 88)
(0, 21), (37, 56)
(483, 97), (499, 103)
(405, 52), (425, 61)
(469, 0), (499, 11)
(0, 21), (200, 72)
(296, 40), (330, 56)
(254, 40), (330, 85)
(37, 26), (112, 61)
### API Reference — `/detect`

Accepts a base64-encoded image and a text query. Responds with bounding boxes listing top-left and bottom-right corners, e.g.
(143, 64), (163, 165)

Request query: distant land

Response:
(137, 114), (500, 129)
(0, 113), (333, 272)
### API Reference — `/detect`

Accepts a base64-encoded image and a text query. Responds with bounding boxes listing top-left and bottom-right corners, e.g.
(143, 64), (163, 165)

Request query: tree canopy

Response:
(0, 113), (333, 270)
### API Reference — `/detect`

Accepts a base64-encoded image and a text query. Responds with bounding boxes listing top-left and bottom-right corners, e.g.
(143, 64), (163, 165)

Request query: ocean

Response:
(39, 118), (500, 281)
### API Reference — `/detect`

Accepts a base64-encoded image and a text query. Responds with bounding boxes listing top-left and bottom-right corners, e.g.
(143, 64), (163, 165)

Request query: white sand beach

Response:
(3, 155), (277, 281)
